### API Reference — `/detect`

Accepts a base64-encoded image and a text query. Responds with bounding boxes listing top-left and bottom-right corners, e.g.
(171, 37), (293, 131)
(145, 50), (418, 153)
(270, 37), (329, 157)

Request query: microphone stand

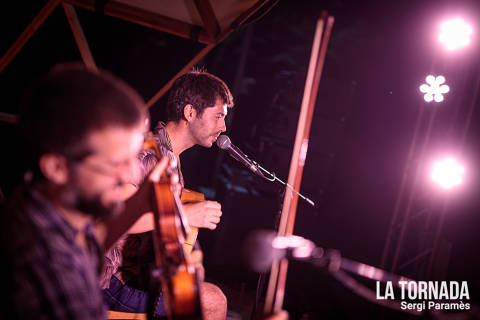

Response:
(247, 159), (315, 320)
(305, 247), (415, 286)
(253, 161), (316, 207)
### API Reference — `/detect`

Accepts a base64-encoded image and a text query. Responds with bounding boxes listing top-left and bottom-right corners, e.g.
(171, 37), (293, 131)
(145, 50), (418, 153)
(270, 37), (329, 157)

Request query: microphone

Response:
(216, 135), (265, 178)
(243, 230), (318, 272)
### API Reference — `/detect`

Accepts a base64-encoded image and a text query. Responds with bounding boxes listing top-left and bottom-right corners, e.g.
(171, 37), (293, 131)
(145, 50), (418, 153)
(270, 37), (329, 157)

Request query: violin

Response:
(144, 133), (203, 319)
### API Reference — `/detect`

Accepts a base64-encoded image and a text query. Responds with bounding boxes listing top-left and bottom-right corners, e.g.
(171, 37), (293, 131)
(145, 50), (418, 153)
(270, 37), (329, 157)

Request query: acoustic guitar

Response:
(180, 189), (204, 254)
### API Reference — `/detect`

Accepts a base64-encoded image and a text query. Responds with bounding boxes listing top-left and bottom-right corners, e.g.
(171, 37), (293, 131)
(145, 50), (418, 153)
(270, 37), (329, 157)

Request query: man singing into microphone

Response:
(103, 69), (234, 319)
(148, 69), (234, 315)
(158, 69), (234, 229)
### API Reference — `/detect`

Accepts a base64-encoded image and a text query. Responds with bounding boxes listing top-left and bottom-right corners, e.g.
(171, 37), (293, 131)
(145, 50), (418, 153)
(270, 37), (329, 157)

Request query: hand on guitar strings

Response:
(182, 201), (223, 230)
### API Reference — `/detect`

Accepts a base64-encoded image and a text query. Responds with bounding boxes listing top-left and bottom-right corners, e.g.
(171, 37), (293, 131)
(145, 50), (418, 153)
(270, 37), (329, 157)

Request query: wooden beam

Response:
(62, 0), (214, 44)
(146, 43), (216, 109)
(194, 0), (220, 38)
(0, 113), (18, 124)
(0, 0), (60, 73)
(145, 0), (272, 108)
(62, 3), (98, 71)
(218, 0), (271, 39)
(0, 0), (273, 122)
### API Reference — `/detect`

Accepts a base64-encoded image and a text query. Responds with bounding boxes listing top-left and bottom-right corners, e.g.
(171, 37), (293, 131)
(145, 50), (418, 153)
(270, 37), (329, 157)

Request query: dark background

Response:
(1, 0), (480, 319)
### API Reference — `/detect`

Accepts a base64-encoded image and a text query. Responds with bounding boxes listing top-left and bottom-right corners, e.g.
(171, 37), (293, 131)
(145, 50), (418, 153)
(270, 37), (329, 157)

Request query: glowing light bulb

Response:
(431, 157), (465, 189)
(439, 18), (473, 51)
(420, 75), (450, 103)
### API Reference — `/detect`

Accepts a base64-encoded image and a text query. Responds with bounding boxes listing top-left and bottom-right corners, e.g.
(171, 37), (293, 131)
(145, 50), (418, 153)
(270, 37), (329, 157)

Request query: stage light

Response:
(439, 18), (472, 51)
(431, 157), (465, 189)
(419, 75), (450, 102)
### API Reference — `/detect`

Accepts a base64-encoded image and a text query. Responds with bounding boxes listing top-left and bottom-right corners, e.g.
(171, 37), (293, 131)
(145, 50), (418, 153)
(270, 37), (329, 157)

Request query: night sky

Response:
(1, 0), (480, 319)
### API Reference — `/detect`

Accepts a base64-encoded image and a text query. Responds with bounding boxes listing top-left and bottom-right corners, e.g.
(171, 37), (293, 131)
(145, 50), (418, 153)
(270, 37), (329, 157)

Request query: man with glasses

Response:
(0, 63), (170, 319)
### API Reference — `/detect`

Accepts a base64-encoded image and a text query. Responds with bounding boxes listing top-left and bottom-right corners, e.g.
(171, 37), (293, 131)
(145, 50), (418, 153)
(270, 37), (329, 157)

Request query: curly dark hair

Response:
(166, 69), (234, 122)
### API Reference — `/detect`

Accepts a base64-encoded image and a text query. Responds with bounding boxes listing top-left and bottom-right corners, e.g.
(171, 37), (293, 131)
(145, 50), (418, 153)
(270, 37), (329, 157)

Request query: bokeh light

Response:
(419, 75), (450, 102)
(431, 157), (465, 189)
(439, 18), (473, 51)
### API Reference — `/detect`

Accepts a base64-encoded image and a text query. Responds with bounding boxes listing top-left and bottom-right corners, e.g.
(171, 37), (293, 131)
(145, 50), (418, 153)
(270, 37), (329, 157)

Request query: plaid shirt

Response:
(1, 186), (105, 319)
(152, 121), (184, 186)
(101, 121), (185, 289)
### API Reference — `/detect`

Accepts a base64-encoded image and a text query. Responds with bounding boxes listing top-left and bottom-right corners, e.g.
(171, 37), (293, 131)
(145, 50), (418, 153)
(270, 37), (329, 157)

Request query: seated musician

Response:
(153, 69), (233, 233)
(101, 69), (234, 319)
(0, 63), (172, 319)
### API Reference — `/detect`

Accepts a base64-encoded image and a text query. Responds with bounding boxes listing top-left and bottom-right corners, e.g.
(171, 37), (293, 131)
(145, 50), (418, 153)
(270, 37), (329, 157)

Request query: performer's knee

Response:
(200, 282), (227, 319)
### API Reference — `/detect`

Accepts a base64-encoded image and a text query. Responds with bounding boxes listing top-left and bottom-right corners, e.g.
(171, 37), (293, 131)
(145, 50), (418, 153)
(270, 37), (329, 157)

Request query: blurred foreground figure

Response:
(0, 63), (165, 319)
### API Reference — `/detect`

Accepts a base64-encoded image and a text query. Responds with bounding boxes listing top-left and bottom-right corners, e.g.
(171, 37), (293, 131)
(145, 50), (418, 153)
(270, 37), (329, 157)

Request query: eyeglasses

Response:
(70, 155), (138, 179)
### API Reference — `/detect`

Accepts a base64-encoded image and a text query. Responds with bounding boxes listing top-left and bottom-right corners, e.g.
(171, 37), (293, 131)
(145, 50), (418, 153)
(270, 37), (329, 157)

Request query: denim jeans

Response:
(102, 275), (166, 317)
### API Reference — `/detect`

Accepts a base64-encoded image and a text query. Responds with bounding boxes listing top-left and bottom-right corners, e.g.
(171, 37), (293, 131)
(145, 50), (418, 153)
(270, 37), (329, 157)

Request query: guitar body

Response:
(144, 135), (203, 319)
(180, 189), (205, 254)
(151, 183), (202, 319)
(170, 265), (201, 316)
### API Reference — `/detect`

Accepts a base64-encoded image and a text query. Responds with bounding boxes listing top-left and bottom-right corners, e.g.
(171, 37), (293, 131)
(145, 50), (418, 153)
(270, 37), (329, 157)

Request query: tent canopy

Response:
(0, 0), (272, 122)
(63, 0), (264, 43)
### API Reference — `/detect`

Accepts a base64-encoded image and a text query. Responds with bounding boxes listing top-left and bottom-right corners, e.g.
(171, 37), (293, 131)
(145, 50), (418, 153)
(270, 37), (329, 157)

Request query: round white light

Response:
(431, 157), (465, 189)
(439, 18), (473, 51)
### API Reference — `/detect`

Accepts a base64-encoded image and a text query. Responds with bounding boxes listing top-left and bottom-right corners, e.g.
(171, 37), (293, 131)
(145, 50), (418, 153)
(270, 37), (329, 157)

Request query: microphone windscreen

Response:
(243, 230), (286, 273)
(216, 135), (231, 149)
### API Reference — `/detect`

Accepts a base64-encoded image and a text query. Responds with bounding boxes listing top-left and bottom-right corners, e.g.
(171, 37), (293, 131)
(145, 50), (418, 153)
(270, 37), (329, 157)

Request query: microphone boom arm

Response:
(255, 161), (315, 207)
(217, 135), (315, 207)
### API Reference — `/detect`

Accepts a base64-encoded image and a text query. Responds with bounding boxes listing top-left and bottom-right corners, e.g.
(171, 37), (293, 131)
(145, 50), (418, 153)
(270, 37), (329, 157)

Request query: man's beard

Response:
(62, 184), (123, 220)
(191, 124), (219, 148)
(74, 192), (123, 220)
